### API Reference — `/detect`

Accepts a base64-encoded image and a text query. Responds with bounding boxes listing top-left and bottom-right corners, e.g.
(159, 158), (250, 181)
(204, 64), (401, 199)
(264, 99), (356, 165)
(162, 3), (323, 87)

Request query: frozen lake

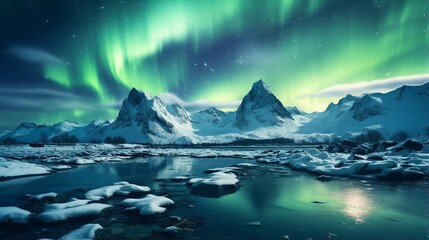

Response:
(0, 152), (428, 239)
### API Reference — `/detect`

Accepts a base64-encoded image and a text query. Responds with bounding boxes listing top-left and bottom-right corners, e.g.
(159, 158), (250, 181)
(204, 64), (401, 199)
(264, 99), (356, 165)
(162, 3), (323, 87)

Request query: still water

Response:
(0, 155), (428, 239)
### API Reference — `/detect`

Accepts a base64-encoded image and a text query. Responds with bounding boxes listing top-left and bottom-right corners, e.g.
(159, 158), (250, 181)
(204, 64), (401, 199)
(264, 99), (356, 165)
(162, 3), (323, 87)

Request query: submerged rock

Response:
(315, 175), (332, 182)
(246, 221), (261, 227)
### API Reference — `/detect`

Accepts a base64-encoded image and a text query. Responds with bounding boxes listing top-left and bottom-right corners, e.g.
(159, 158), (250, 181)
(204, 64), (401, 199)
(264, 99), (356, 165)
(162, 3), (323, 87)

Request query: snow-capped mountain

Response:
(0, 129), (10, 138)
(2, 80), (428, 144)
(299, 82), (429, 138)
(88, 88), (196, 144)
(191, 107), (235, 136)
(233, 79), (293, 129)
(0, 121), (88, 143)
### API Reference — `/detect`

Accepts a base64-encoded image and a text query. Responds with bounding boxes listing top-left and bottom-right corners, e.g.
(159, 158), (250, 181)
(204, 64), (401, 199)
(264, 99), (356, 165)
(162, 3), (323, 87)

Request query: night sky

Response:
(1, 0), (428, 129)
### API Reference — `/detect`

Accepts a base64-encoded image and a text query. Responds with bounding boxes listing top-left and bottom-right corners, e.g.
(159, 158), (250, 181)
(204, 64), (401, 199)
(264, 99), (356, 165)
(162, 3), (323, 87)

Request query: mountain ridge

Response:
(1, 81), (428, 144)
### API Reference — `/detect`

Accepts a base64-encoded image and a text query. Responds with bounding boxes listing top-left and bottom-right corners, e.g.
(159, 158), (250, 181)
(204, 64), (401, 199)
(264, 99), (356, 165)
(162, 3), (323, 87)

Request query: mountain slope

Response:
(233, 79), (294, 129)
(89, 88), (196, 144)
(299, 83), (429, 137)
(2, 81), (427, 144)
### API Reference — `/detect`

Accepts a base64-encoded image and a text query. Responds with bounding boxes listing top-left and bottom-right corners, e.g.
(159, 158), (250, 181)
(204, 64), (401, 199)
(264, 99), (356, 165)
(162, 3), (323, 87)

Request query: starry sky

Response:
(0, 0), (428, 129)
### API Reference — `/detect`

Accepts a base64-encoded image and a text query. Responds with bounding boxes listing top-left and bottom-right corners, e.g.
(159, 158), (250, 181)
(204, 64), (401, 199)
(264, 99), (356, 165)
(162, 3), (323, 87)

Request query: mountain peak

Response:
(127, 87), (153, 106)
(250, 79), (272, 95)
(234, 80), (293, 128)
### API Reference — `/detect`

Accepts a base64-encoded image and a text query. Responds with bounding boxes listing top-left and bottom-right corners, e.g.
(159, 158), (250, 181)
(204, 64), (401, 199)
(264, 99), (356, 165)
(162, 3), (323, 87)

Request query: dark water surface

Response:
(0, 154), (428, 239)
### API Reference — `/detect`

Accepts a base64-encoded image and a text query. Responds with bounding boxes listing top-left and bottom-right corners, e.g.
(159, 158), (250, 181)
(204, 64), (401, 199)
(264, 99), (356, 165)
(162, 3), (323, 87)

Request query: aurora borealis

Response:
(0, 0), (428, 129)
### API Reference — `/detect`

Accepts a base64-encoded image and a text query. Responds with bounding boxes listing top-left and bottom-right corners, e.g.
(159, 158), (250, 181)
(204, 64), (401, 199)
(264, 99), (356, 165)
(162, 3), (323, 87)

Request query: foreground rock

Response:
(59, 223), (103, 240)
(37, 200), (112, 223)
(120, 194), (174, 216)
(0, 207), (31, 224)
(85, 181), (151, 201)
(189, 172), (239, 197)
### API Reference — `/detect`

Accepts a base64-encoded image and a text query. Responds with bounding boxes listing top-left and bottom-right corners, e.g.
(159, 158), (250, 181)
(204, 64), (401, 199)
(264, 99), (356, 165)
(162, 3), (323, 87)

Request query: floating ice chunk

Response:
(190, 172), (239, 197)
(75, 159), (95, 165)
(306, 148), (320, 156)
(256, 157), (280, 164)
(163, 226), (180, 234)
(59, 223), (103, 240)
(204, 166), (240, 173)
(0, 206), (31, 223)
(48, 164), (72, 170)
(246, 221), (261, 226)
(234, 163), (257, 168)
(0, 157), (52, 179)
(27, 192), (58, 201)
(366, 160), (397, 172)
(37, 202), (111, 223)
(120, 194), (174, 216)
(313, 161), (369, 176)
(170, 176), (190, 181)
(44, 199), (90, 212)
(85, 181), (150, 201)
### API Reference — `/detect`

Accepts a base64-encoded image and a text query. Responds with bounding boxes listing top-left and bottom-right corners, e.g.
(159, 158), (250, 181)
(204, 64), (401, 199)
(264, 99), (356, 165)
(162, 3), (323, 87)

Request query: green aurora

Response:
(0, 0), (428, 128)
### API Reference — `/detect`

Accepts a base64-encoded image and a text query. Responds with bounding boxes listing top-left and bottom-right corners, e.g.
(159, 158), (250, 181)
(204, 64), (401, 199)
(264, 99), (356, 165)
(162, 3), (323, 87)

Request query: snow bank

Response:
(0, 157), (52, 179)
(59, 223), (103, 240)
(120, 194), (174, 215)
(0, 206), (31, 223)
(85, 181), (151, 201)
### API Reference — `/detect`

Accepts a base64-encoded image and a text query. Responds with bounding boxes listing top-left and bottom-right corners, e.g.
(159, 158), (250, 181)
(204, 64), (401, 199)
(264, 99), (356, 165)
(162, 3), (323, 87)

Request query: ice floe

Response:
(0, 206), (31, 224)
(27, 192), (58, 201)
(189, 172), (239, 197)
(37, 201), (111, 223)
(59, 223), (103, 240)
(120, 194), (174, 215)
(85, 181), (151, 201)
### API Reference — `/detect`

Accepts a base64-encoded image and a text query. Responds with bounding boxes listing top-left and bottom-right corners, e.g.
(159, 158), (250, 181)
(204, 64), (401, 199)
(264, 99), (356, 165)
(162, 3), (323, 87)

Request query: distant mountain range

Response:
(1, 80), (428, 144)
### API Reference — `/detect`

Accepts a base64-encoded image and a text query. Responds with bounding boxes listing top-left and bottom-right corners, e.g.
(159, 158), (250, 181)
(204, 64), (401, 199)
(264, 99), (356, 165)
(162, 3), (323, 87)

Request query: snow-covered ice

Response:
(37, 202), (111, 223)
(27, 192), (58, 200)
(59, 223), (103, 240)
(0, 157), (52, 179)
(190, 172), (239, 197)
(0, 206), (31, 224)
(85, 181), (151, 201)
(120, 194), (174, 216)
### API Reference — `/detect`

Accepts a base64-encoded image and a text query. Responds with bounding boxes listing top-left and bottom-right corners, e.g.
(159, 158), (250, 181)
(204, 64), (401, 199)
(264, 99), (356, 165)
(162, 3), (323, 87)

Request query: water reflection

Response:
(342, 189), (372, 222)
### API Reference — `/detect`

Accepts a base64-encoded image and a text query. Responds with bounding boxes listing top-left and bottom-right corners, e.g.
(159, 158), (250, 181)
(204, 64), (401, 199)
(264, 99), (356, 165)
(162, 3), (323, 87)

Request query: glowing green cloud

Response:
(43, 65), (70, 87)
(17, 0), (428, 128)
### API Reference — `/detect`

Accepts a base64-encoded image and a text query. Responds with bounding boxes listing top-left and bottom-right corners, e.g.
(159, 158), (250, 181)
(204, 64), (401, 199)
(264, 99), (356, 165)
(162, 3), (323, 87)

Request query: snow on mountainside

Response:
(234, 79), (294, 129)
(191, 107), (235, 136)
(299, 82), (429, 138)
(0, 129), (10, 138)
(2, 80), (428, 144)
(88, 88), (196, 144)
(0, 121), (86, 143)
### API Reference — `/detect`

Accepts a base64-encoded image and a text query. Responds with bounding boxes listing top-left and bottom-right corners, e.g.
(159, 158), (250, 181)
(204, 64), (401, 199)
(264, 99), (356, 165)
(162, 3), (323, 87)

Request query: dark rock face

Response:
(191, 183), (238, 197)
(367, 153), (384, 161)
(234, 79), (293, 128)
(353, 147), (367, 155)
(351, 94), (383, 121)
(403, 140), (423, 151)
(341, 140), (357, 148)
(112, 88), (177, 135)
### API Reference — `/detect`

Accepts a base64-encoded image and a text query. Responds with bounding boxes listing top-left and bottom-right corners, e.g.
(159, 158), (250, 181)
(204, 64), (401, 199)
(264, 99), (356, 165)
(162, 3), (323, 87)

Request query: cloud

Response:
(158, 92), (240, 112)
(299, 74), (429, 98)
(0, 87), (119, 111)
(8, 46), (65, 65)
